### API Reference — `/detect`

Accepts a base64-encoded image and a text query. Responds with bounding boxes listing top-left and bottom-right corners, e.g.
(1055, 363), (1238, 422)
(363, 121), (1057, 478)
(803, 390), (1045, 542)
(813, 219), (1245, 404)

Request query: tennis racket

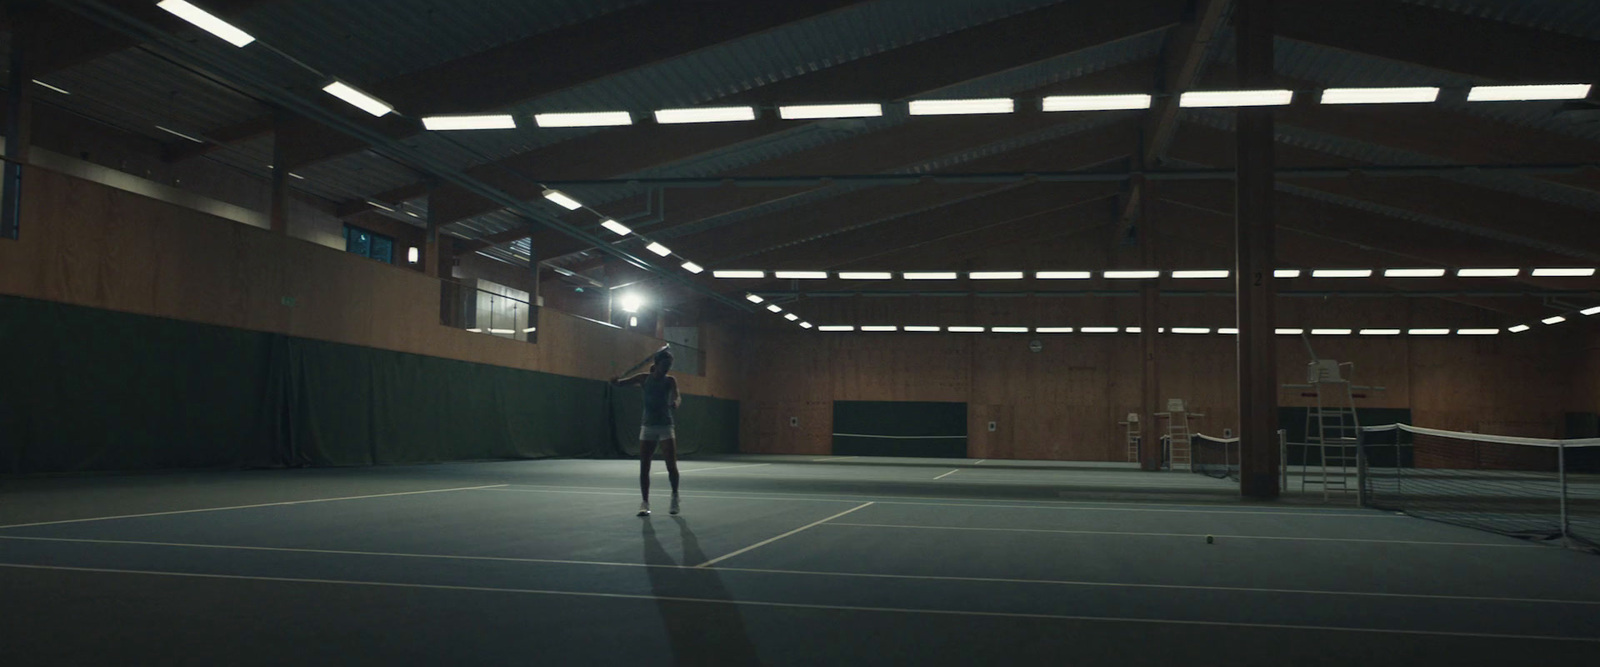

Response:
(618, 344), (671, 377)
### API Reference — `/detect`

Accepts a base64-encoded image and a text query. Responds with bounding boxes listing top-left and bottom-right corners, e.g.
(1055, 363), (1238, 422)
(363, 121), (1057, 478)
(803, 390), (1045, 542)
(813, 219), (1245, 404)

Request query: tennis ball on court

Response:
(1206, 535), (1214, 544)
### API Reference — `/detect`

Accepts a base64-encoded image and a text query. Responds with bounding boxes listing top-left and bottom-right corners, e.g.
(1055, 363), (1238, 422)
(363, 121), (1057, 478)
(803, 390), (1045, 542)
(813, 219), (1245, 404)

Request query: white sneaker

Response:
(637, 502), (650, 517)
(669, 494), (680, 515)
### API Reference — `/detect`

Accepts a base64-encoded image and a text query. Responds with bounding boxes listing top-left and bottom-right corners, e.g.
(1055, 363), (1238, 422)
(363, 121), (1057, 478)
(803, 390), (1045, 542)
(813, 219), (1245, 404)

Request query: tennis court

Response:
(5, 456), (1598, 666)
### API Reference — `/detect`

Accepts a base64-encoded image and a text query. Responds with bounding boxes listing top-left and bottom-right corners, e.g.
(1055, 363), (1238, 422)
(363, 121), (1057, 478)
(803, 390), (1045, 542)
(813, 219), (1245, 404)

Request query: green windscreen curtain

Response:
(0, 295), (738, 474)
(831, 401), (968, 458)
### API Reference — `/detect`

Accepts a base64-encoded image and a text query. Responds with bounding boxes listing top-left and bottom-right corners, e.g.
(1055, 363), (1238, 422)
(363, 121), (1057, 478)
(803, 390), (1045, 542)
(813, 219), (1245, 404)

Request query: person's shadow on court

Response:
(642, 517), (762, 665)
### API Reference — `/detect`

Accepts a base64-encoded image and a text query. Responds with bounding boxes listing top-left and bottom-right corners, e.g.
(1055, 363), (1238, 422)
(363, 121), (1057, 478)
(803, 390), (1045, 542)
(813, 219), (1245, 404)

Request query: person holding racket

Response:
(612, 348), (681, 517)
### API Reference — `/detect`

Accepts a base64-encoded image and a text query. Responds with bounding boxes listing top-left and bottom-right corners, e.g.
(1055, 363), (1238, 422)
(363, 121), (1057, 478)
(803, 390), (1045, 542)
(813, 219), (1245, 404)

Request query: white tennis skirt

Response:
(639, 424), (677, 442)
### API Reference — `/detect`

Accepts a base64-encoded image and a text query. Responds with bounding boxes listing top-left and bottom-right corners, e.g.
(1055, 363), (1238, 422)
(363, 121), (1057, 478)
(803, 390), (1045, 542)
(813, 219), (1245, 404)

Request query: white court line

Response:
(654, 463), (771, 476)
(696, 502), (874, 568)
(0, 485), (509, 530)
(5, 535), (1595, 606)
(825, 522), (1539, 549)
(933, 470), (960, 480)
(483, 485), (1391, 518)
(3, 563), (1597, 642)
(811, 456), (860, 462)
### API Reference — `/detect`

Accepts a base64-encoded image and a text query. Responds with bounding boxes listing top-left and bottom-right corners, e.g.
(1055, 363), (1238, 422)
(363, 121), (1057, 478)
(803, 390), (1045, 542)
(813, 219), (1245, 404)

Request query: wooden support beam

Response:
(1235, 0), (1278, 500)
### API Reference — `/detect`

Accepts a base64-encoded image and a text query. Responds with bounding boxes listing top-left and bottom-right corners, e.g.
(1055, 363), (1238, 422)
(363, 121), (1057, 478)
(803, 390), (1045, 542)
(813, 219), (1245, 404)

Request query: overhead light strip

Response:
(1042, 94), (1151, 112)
(1320, 87), (1440, 105)
(654, 106), (756, 124)
(778, 103), (883, 120)
(1179, 89), (1294, 108)
(908, 98), (1015, 115)
(422, 114), (517, 131)
(1467, 84), (1592, 102)
(158, 0), (256, 47)
(534, 111), (632, 128)
(322, 81), (394, 117)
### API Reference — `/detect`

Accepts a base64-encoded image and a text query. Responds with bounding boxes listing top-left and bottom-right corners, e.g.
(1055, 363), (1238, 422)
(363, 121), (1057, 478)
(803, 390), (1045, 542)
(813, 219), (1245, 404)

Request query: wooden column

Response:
(1236, 0), (1281, 499)
(2, 19), (33, 240)
(1138, 179), (1162, 472)
(268, 112), (290, 235)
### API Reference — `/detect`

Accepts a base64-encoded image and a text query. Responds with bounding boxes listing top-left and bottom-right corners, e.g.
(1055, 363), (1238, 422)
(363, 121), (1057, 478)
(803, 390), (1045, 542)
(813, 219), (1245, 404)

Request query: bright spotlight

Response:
(620, 293), (644, 314)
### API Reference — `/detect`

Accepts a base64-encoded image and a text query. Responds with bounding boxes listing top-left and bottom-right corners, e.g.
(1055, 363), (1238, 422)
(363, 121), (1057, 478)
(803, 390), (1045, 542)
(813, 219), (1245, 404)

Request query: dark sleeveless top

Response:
(642, 374), (674, 426)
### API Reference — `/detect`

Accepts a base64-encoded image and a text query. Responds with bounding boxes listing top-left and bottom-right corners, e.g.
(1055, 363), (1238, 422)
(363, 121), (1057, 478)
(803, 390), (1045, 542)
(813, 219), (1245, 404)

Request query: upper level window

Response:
(344, 224), (393, 263)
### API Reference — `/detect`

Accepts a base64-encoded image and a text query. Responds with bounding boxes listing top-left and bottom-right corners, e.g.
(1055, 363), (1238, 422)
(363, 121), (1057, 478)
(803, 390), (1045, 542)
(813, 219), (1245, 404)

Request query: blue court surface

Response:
(3, 456), (1597, 666)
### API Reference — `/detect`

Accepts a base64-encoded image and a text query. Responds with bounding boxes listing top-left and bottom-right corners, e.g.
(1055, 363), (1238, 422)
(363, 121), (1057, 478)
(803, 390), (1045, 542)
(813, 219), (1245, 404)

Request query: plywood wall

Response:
(0, 168), (739, 399)
(741, 296), (1589, 460)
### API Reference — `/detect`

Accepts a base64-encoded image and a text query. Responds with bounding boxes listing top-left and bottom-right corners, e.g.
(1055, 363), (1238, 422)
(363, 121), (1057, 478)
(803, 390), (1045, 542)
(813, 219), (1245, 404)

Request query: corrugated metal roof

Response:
(228, 0), (648, 86)
(1397, 0), (1600, 41)
(46, 48), (271, 143)
(1185, 109), (1600, 214)
(411, 0), (1072, 171)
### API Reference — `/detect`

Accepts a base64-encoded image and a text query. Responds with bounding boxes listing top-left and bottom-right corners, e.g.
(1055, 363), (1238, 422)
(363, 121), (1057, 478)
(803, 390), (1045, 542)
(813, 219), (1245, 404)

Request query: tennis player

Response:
(611, 349), (682, 517)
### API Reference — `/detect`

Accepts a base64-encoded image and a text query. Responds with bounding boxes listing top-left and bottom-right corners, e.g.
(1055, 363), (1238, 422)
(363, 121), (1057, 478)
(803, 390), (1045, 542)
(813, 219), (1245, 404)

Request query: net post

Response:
(1558, 440), (1569, 543)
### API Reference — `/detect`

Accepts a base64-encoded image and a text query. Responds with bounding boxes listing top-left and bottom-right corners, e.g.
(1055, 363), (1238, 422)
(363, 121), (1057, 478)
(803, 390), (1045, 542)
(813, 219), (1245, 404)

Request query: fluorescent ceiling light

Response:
(775, 271), (828, 279)
(1320, 87), (1440, 105)
(1172, 270), (1229, 279)
(654, 106), (756, 124)
(1467, 84), (1592, 102)
(289, 173), (305, 180)
(1104, 270), (1159, 279)
(533, 111), (632, 128)
(155, 125), (204, 143)
(799, 322), (813, 329)
(1037, 271), (1092, 279)
(681, 261), (704, 274)
(905, 272), (958, 280)
(744, 293), (764, 303)
(784, 313), (799, 321)
(32, 80), (71, 95)
(1275, 328), (1304, 335)
(1384, 268), (1446, 278)
(523, 327), (538, 333)
(1312, 269), (1373, 278)
(619, 293), (643, 314)
(158, 0), (256, 47)
(991, 327), (1029, 333)
(1457, 328), (1500, 335)
(1508, 324), (1531, 333)
(1081, 327), (1118, 333)
(838, 272), (893, 280)
(947, 326), (985, 333)
(904, 326), (941, 332)
(1172, 327), (1211, 334)
(1274, 269), (1302, 278)
(908, 98), (1014, 115)
(541, 189), (583, 210)
(1359, 329), (1401, 336)
(1179, 89), (1293, 108)
(861, 326), (898, 332)
(405, 211), (420, 218)
(1542, 316), (1567, 325)
(1531, 267), (1596, 277)
(1126, 327), (1143, 333)
(365, 200), (394, 212)
(1583, 306), (1600, 316)
(1219, 328), (1239, 335)
(1312, 329), (1352, 335)
(322, 81), (393, 117)
(407, 247), (419, 264)
(1036, 327), (1074, 334)
(777, 103), (883, 120)
(489, 328), (516, 335)
(1041, 93), (1151, 112)
(717, 271), (766, 279)
(600, 219), (632, 236)
(1457, 268), (1519, 277)
(970, 271), (1024, 280)
(1408, 329), (1450, 335)
(467, 328), (483, 333)
(818, 326), (854, 332)
(645, 242), (672, 257)
(766, 304), (783, 313)
(421, 114), (517, 130)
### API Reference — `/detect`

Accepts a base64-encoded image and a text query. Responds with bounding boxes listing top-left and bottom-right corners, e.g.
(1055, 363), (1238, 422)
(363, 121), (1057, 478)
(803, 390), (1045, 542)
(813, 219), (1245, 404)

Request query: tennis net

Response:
(1359, 423), (1600, 549)
(1191, 433), (1240, 481)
